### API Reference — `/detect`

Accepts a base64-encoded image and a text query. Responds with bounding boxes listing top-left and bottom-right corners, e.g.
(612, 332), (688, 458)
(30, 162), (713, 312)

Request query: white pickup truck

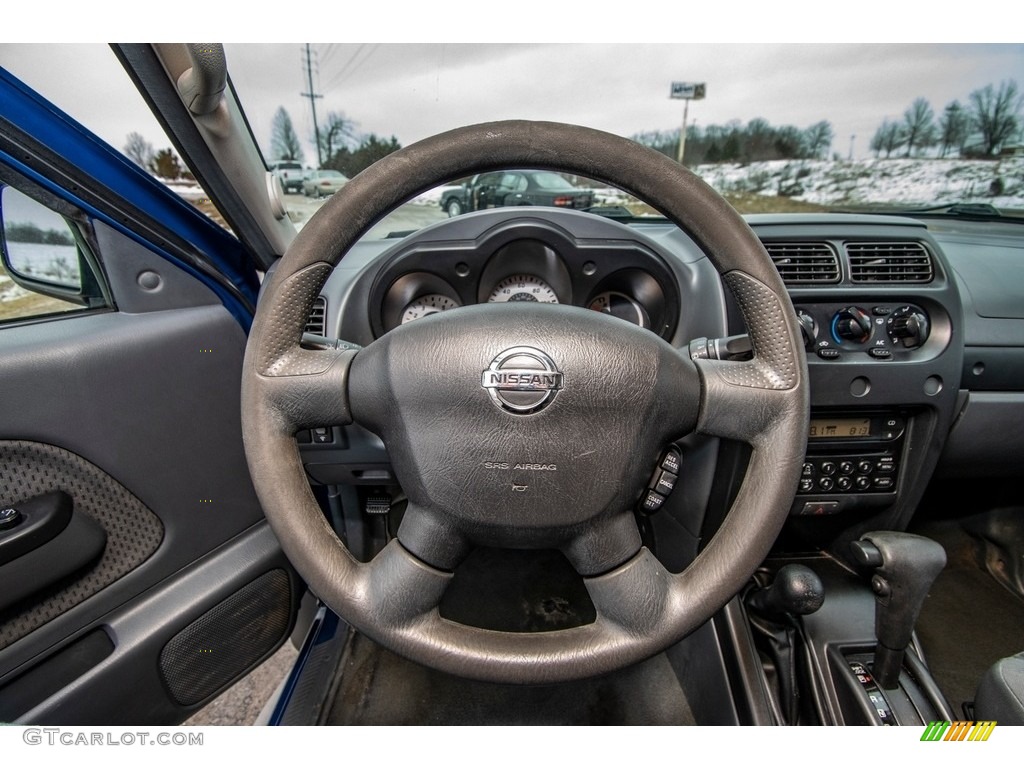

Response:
(269, 160), (304, 194)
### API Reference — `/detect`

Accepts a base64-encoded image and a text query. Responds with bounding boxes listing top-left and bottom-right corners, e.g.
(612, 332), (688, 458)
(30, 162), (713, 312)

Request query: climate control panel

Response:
(794, 302), (932, 361)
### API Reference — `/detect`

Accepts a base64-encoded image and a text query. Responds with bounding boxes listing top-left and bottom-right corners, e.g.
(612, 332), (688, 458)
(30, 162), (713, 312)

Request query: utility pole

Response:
(849, 134), (856, 161)
(301, 43), (323, 168)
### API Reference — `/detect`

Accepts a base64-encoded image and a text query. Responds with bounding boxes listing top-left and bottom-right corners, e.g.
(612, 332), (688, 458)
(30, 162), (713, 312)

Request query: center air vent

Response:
(304, 297), (327, 336)
(763, 242), (840, 285)
(847, 242), (933, 283)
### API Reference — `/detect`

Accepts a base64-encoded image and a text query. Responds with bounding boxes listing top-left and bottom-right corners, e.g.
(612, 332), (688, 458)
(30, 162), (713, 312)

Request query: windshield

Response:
(1, 43), (1022, 239)
(222, 43), (1023, 232)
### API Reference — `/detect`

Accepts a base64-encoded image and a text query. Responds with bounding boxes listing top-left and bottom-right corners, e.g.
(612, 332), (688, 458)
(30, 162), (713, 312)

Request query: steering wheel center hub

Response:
(481, 346), (563, 414)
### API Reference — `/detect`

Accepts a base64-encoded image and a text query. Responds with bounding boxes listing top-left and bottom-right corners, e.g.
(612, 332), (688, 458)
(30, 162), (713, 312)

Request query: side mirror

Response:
(0, 185), (89, 304)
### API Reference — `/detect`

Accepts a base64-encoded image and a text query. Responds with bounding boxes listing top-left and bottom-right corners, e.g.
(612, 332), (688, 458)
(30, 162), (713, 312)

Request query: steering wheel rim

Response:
(241, 121), (809, 684)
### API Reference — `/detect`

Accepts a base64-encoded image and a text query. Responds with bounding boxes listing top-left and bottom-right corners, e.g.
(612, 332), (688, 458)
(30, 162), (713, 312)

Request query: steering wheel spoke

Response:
(694, 357), (798, 445)
(252, 344), (356, 434)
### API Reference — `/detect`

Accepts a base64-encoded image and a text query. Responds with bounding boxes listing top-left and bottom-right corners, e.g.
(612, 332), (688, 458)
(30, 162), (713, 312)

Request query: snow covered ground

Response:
(690, 156), (1024, 210)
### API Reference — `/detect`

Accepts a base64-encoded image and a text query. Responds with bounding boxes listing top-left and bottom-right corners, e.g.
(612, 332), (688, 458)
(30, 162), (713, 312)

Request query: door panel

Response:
(0, 173), (296, 723)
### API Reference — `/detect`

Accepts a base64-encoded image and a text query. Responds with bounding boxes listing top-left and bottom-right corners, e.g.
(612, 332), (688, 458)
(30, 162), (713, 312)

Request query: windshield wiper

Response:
(861, 202), (1013, 222)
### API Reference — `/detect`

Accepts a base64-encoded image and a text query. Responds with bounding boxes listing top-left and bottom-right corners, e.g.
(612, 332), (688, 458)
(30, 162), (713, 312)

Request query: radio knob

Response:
(832, 307), (873, 344)
(887, 306), (930, 349)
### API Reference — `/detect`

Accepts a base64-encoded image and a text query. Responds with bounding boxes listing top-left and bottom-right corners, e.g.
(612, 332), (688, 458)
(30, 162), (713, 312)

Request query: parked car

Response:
(268, 160), (304, 194)
(440, 170), (595, 216)
(0, 43), (1022, 735)
(302, 169), (349, 198)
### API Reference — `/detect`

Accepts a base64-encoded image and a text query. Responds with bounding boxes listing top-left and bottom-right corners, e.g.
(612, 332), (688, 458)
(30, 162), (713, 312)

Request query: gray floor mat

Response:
(324, 633), (696, 725)
(913, 520), (1024, 715)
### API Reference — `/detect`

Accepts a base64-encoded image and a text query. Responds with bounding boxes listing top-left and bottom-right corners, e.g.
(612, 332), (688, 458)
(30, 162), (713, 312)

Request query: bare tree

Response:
(123, 132), (155, 168)
(804, 121), (833, 160)
(938, 101), (972, 158)
(318, 111), (357, 165)
(271, 107), (304, 162)
(902, 98), (936, 157)
(870, 120), (904, 159)
(969, 80), (1023, 156)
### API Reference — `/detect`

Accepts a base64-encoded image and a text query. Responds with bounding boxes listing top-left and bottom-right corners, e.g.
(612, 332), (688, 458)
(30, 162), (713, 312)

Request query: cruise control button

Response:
(654, 470), (678, 496)
(660, 449), (681, 474)
(639, 490), (665, 514)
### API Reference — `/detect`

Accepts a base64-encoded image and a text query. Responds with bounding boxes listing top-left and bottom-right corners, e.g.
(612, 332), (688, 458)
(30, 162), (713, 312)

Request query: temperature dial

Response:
(887, 306), (930, 349)
(832, 307), (873, 344)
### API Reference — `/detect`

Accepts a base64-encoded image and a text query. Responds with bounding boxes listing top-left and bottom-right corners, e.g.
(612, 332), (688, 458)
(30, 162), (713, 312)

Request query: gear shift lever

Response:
(851, 531), (946, 689)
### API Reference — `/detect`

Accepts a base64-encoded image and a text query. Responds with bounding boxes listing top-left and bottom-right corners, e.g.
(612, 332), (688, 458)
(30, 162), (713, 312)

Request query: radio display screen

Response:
(808, 417), (872, 439)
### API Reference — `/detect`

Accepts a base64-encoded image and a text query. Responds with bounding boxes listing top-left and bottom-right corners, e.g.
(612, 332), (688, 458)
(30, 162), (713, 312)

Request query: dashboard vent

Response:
(304, 297), (327, 336)
(847, 241), (933, 283)
(763, 242), (840, 285)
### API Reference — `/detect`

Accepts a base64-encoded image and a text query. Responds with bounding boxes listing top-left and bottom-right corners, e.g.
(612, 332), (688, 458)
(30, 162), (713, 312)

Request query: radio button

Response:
(820, 461), (837, 476)
(855, 476), (871, 491)
(799, 478), (814, 493)
(876, 461), (896, 474)
(818, 477), (835, 491)
(873, 477), (895, 490)
(802, 462), (814, 477)
(836, 476), (853, 491)
(857, 460), (874, 474)
(838, 461), (855, 475)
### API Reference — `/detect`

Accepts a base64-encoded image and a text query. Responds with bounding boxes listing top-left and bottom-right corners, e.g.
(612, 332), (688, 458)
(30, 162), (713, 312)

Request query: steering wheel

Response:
(241, 121), (808, 684)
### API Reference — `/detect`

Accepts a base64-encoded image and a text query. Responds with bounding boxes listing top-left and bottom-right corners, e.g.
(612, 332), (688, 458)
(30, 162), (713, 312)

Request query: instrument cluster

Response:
(372, 225), (678, 339)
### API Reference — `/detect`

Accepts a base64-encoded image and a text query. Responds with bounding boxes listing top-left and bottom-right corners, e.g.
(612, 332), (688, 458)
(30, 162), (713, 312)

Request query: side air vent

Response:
(847, 241), (933, 283)
(304, 297), (327, 335)
(763, 242), (841, 285)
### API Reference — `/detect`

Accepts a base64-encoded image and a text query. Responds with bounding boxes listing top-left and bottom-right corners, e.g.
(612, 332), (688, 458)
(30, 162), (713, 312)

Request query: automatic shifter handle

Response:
(851, 531), (946, 689)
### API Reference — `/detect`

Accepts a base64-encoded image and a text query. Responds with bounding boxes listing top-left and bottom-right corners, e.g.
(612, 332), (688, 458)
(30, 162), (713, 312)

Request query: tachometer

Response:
(488, 274), (559, 304)
(588, 291), (649, 328)
(401, 294), (461, 324)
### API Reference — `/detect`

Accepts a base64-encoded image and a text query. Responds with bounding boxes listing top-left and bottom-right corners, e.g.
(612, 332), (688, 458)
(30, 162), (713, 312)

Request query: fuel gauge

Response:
(588, 291), (649, 328)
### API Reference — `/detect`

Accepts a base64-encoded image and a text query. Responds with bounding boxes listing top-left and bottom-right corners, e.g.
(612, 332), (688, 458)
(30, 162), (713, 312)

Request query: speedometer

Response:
(401, 294), (461, 324)
(487, 275), (559, 304)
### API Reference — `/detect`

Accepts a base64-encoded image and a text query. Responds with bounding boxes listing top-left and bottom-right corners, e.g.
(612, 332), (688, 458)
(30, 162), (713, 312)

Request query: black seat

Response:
(974, 652), (1024, 724)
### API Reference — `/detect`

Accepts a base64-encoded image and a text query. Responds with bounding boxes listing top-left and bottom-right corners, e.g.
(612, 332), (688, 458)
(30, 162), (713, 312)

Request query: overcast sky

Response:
(1, 43), (1021, 164)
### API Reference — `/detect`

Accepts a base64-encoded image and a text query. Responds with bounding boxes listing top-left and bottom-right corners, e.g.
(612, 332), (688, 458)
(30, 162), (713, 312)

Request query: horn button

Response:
(348, 303), (700, 570)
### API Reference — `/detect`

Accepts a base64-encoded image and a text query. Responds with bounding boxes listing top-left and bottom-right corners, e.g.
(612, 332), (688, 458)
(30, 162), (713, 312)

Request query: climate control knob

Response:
(887, 306), (930, 349)
(796, 309), (818, 351)
(832, 307), (873, 344)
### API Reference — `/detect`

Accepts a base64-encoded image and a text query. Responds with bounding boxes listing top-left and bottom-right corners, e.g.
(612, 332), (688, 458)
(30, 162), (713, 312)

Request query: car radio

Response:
(792, 411), (906, 516)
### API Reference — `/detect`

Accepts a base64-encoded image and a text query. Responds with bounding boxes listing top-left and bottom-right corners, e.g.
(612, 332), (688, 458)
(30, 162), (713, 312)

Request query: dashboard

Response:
(298, 206), (1023, 552)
